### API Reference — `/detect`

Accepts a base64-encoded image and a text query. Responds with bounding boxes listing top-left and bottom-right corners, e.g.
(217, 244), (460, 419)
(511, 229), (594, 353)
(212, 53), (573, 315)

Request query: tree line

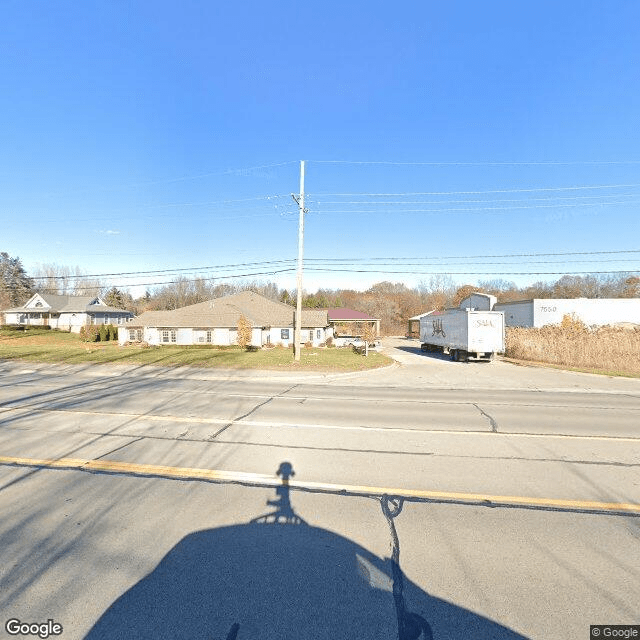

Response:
(1, 252), (638, 335)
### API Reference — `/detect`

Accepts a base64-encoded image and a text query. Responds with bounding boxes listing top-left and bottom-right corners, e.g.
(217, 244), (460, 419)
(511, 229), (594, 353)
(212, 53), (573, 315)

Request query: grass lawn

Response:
(0, 327), (393, 371)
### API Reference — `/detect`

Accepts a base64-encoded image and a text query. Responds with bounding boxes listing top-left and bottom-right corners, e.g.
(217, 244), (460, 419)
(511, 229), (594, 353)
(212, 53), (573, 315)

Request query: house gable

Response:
(25, 294), (51, 310)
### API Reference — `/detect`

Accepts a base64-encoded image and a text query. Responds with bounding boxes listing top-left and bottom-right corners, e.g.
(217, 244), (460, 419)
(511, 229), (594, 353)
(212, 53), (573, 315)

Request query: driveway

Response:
(2, 338), (638, 394)
(332, 336), (640, 393)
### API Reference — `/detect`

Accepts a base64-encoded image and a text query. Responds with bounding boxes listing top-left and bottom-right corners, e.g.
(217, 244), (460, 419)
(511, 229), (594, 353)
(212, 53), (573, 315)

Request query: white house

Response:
(120, 290), (333, 347)
(3, 293), (133, 332)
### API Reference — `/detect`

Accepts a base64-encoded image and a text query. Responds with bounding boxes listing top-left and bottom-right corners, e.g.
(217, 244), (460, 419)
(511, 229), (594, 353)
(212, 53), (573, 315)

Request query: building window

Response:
(129, 329), (136, 341)
(161, 330), (170, 343)
(316, 329), (322, 340)
(266, 334), (271, 345)
(206, 330), (212, 343)
(170, 330), (177, 343)
(137, 329), (143, 342)
(281, 329), (290, 340)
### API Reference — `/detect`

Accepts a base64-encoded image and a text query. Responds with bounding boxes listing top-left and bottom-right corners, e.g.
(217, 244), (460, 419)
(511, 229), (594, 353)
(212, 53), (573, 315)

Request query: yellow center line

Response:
(1, 455), (639, 514)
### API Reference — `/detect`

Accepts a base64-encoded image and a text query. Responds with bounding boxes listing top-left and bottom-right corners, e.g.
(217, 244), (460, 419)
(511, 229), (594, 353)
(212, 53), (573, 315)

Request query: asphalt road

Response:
(0, 349), (639, 639)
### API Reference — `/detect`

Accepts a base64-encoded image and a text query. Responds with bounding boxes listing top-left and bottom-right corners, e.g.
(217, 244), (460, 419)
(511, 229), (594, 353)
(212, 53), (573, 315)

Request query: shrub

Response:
(304, 341), (312, 348)
(99, 326), (109, 342)
(325, 336), (333, 347)
(237, 315), (252, 349)
(80, 325), (100, 342)
(86, 326), (100, 342)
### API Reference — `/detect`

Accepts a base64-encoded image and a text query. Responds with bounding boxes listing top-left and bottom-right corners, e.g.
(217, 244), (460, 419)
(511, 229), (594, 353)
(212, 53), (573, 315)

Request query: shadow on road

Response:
(391, 345), (453, 362)
(85, 464), (528, 640)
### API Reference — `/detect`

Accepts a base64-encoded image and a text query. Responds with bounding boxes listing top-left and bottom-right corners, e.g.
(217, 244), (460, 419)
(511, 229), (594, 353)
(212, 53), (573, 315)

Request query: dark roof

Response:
(327, 307), (379, 321)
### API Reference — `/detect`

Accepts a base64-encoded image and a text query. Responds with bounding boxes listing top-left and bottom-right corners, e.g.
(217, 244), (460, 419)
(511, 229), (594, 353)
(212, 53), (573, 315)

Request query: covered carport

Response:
(407, 311), (435, 338)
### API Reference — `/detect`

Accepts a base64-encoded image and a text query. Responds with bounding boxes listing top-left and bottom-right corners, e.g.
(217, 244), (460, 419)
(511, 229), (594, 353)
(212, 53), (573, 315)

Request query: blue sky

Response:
(1, 0), (639, 296)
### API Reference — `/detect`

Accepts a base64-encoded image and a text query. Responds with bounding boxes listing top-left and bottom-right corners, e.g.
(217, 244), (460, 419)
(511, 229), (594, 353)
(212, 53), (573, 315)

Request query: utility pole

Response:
(293, 161), (306, 361)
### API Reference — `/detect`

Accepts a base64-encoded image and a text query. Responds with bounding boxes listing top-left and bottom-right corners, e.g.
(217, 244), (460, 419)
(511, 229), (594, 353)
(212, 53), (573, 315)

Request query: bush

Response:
(304, 341), (312, 348)
(99, 326), (109, 342)
(81, 325), (100, 342)
(109, 325), (119, 340)
(325, 336), (333, 347)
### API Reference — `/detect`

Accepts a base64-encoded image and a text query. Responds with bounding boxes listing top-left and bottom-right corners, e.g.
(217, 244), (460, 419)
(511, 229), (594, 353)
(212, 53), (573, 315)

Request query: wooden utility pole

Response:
(294, 160), (305, 361)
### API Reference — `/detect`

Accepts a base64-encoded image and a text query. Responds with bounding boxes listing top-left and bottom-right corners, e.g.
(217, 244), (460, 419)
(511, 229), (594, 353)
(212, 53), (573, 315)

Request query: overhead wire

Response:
(309, 160), (640, 166)
(26, 249), (640, 282)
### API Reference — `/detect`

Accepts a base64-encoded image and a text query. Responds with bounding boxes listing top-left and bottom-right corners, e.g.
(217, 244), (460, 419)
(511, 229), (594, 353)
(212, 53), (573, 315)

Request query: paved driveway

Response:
(335, 336), (640, 394)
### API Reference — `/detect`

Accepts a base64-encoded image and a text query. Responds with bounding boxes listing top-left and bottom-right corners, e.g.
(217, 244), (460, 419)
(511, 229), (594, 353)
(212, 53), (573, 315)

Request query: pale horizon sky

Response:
(2, 1), (639, 298)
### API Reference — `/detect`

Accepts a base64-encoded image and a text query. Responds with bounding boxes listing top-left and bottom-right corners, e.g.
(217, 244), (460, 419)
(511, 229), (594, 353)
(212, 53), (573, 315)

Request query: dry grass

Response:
(505, 315), (640, 376)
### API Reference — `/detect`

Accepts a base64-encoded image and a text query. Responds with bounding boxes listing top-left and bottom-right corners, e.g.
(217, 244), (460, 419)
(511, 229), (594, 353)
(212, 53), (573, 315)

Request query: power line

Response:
(310, 183), (640, 196)
(27, 250), (640, 281)
(310, 160), (640, 166)
(311, 193), (640, 205)
(307, 200), (640, 216)
(311, 249), (640, 260)
(25, 266), (639, 295)
(304, 268), (639, 276)
(40, 161), (299, 198)
(29, 259), (299, 280)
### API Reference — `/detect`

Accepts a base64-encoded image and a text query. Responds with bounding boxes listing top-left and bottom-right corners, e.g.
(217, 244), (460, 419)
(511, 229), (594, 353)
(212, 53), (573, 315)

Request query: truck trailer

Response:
(420, 309), (505, 362)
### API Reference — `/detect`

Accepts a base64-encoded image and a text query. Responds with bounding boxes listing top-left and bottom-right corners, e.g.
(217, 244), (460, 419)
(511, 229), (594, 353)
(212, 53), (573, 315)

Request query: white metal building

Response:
(494, 298), (640, 328)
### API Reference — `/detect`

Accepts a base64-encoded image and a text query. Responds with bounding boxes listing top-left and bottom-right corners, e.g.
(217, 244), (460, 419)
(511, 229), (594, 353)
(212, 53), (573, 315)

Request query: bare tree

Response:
(32, 263), (106, 297)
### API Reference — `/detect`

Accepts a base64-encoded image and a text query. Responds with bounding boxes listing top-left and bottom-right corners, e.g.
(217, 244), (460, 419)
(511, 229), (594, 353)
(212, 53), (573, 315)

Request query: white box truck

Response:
(419, 309), (505, 362)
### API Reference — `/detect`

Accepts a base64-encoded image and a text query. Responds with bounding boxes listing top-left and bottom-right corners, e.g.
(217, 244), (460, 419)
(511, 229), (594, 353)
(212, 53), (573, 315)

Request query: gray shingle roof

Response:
(129, 291), (328, 329)
(3, 294), (132, 315)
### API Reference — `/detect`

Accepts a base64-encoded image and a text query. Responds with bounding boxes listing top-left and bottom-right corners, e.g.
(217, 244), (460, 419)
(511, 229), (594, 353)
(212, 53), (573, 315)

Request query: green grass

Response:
(0, 327), (392, 371)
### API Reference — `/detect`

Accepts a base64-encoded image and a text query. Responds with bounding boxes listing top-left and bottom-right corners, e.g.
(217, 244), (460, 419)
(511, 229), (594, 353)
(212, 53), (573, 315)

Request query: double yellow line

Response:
(1, 455), (639, 515)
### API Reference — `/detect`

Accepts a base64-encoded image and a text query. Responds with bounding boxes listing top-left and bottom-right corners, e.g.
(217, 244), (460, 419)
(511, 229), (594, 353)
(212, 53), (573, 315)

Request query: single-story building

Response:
(2, 293), (133, 332)
(119, 290), (333, 347)
(407, 311), (436, 338)
(494, 297), (640, 328)
(326, 308), (380, 337)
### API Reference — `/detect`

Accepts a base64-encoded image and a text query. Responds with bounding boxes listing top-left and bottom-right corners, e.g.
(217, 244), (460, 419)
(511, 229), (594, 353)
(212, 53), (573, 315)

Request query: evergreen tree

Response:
(0, 252), (34, 308)
(104, 287), (125, 309)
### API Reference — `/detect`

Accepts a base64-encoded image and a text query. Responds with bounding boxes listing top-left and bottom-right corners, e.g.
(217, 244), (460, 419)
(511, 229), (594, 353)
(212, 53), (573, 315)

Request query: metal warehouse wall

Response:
(495, 298), (640, 328)
(494, 301), (534, 327)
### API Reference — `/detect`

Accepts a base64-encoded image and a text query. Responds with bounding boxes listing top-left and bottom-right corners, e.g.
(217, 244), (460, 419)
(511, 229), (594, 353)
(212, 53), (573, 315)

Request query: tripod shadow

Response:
(250, 462), (307, 525)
